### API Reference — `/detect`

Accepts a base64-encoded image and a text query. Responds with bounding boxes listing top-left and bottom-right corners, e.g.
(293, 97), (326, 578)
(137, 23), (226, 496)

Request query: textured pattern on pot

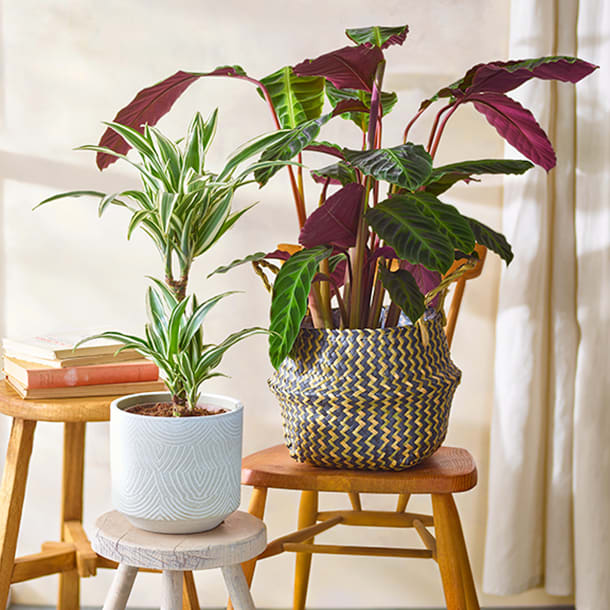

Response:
(110, 392), (243, 534)
(268, 316), (461, 470)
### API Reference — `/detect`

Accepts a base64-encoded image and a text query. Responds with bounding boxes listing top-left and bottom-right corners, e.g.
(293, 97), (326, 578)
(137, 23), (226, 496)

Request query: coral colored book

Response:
(4, 375), (166, 400)
(3, 357), (159, 390)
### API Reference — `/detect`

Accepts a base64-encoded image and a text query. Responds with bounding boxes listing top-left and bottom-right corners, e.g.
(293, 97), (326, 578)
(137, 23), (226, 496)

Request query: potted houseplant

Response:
(73, 25), (597, 470)
(37, 113), (273, 531)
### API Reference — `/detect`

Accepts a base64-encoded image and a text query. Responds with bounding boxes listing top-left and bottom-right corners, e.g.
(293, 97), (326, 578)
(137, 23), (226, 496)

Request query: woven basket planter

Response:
(268, 315), (461, 470)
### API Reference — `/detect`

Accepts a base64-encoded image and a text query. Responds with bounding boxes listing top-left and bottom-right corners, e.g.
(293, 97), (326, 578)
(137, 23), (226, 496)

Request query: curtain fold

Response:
(483, 1), (609, 608)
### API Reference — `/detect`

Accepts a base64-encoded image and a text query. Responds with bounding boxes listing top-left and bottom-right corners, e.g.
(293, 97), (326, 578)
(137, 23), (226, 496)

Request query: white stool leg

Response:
(222, 564), (255, 610)
(103, 564), (138, 610)
(161, 570), (183, 610)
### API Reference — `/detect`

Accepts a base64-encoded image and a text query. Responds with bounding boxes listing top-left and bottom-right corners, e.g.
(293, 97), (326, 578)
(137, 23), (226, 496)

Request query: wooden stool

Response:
(234, 444), (480, 610)
(93, 510), (266, 610)
(0, 381), (201, 610)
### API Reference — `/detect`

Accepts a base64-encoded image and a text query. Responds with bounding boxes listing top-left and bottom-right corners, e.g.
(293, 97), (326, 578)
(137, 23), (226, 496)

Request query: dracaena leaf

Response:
(97, 66), (247, 170)
(343, 143), (432, 190)
(378, 266), (425, 323)
(299, 183), (364, 249)
(258, 66), (325, 129)
(255, 115), (332, 186)
(269, 245), (332, 368)
(424, 158), (534, 195)
(345, 25), (409, 49)
(465, 217), (513, 265)
(293, 44), (384, 92)
(462, 92), (556, 170)
(366, 196), (454, 273)
(311, 161), (358, 185)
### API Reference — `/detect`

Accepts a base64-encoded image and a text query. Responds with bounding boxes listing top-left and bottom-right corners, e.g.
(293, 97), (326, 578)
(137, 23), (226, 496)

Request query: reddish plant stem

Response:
(426, 103), (454, 152)
(429, 104), (460, 159)
(403, 106), (427, 143)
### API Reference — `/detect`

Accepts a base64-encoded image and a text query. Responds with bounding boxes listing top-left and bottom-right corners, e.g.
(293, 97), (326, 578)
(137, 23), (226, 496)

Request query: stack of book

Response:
(2, 332), (165, 399)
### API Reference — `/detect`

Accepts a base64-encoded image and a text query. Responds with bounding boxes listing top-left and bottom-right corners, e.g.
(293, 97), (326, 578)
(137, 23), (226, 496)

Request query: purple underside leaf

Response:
(293, 45), (384, 92)
(331, 99), (370, 117)
(458, 91), (556, 171)
(304, 143), (346, 159)
(467, 57), (599, 94)
(96, 66), (248, 170)
(265, 249), (292, 261)
(298, 183), (364, 249)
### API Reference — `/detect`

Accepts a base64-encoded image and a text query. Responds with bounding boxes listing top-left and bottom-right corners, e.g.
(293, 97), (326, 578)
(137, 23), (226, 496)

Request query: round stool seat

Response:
(93, 510), (266, 571)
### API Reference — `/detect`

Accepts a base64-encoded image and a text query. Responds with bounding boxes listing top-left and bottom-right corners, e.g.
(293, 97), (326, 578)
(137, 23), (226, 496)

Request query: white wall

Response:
(0, 0), (573, 607)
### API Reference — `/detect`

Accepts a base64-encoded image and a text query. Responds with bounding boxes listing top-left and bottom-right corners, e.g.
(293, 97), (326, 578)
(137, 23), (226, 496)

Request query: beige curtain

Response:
(483, 1), (609, 608)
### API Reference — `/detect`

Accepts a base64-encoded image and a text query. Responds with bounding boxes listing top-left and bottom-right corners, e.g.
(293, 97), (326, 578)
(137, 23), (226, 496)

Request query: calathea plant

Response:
(83, 25), (597, 368)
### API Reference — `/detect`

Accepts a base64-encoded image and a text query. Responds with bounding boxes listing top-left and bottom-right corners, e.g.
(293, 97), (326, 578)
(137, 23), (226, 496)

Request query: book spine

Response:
(23, 362), (158, 389)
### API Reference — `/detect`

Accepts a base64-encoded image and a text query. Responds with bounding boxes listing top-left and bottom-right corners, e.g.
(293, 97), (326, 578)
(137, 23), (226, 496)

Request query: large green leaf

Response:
(408, 192), (476, 253)
(310, 162), (357, 185)
(259, 67), (325, 129)
(345, 25), (409, 48)
(424, 158), (534, 195)
(378, 266), (425, 323)
(343, 144), (432, 190)
(269, 245), (332, 368)
(465, 217), (514, 264)
(255, 115), (332, 186)
(366, 197), (454, 273)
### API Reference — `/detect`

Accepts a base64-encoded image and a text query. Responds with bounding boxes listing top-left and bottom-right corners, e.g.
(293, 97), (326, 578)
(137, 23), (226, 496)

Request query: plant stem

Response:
(426, 103), (454, 151)
(319, 258), (332, 326)
(403, 106), (427, 143)
(429, 104), (460, 159)
(367, 259), (386, 328)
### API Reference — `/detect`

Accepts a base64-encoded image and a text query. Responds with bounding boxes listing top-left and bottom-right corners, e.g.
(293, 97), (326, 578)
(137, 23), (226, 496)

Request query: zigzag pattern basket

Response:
(268, 316), (461, 470)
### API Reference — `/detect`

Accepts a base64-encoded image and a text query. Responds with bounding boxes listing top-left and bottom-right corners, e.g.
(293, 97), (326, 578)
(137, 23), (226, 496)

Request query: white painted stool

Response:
(92, 510), (266, 610)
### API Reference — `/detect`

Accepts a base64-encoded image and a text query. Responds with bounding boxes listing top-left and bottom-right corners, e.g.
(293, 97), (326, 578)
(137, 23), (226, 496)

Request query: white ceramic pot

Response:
(110, 391), (243, 534)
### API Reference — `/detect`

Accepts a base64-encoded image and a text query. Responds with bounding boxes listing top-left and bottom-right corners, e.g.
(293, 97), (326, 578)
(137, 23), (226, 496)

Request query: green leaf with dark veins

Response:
(345, 25), (409, 48)
(366, 197), (454, 273)
(344, 144), (432, 190)
(259, 67), (325, 129)
(310, 162), (357, 185)
(424, 158), (534, 195)
(465, 217), (514, 265)
(269, 245), (332, 368)
(378, 266), (425, 323)
(255, 115), (332, 186)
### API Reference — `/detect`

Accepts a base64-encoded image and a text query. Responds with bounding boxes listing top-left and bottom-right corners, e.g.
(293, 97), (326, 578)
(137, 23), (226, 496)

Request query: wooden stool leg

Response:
(162, 571), (183, 610)
(102, 563), (138, 610)
(59, 422), (86, 610)
(222, 564), (255, 610)
(182, 571), (200, 610)
(432, 493), (477, 610)
(227, 486), (267, 610)
(0, 418), (36, 610)
(293, 490), (318, 610)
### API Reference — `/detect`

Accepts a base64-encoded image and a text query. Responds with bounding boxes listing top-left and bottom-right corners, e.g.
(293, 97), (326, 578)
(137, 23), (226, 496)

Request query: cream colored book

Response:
(5, 375), (166, 400)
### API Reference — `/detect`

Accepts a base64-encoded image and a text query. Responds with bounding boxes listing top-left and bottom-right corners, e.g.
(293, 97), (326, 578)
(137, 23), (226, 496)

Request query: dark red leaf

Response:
(265, 249), (292, 261)
(304, 142), (346, 159)
(97, 66), (249, 170)
(467, 57), (599, 94)
(299, 183), (364, 249)
(459, 91), (556, 171)
(331, 99), (370, 117)
(400, 260), (441, 301)
(294, 45), (383, 92)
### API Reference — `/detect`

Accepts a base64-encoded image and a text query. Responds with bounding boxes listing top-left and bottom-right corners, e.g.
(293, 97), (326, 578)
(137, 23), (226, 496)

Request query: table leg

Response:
(222, 564), (255, 610)
(59, 422), (86, 610)
(0, 418), (36, 610)
(182, 571), (199, 610)
(162, 571), (183, 610)
(102, 563), (138, 610)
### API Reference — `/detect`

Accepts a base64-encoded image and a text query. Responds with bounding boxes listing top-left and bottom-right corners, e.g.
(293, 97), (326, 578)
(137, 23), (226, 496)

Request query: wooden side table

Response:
(93, 510), (266, 610)
(0, 380), (200, 610)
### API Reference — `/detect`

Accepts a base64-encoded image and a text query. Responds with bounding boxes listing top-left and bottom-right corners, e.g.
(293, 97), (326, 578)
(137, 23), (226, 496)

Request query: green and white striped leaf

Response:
(343, 144), (433, 190)
(269, 245), (332, 368)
